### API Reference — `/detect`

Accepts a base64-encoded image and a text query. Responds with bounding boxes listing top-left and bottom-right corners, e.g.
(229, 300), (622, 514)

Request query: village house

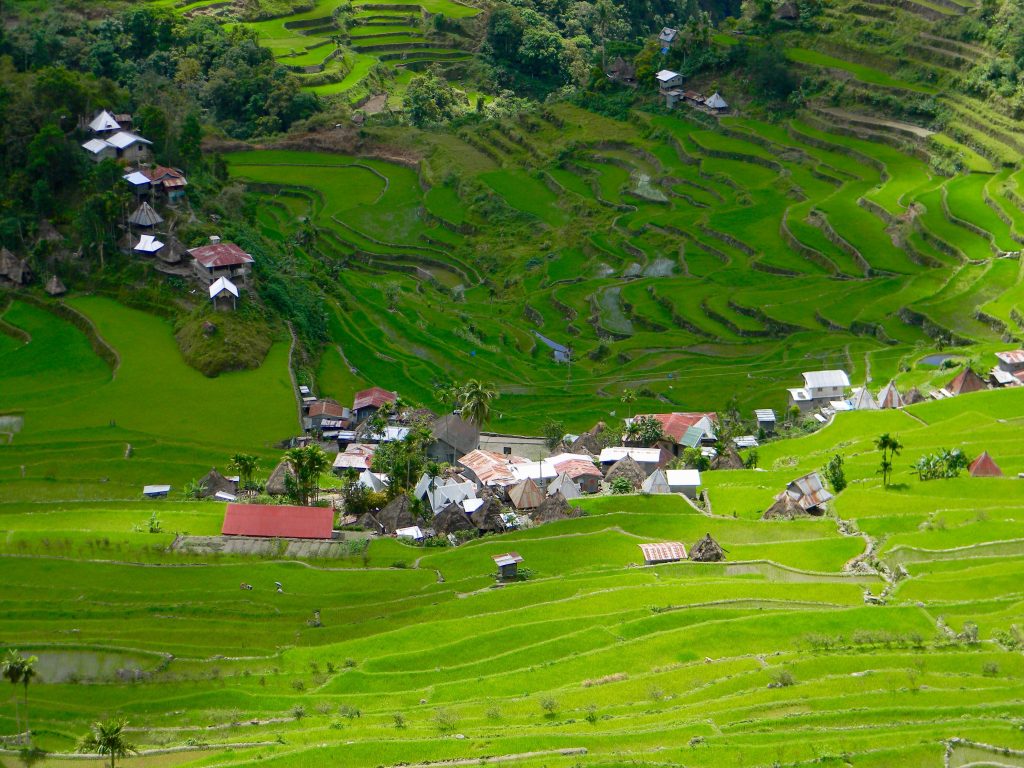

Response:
(639, 542), (686, 565)
(493, 551), (524, 580)
(0, 248), (32, 286)
(992, 350), (1024, 387)
(352, 386), (398, 423)
(788, 370), (850, 412)
(547, 453), (603, 494)
(222, 503), (334, 539)
(765, 471), (833, 518)
(946, 366), (987, 396)
(754, 408), (776, 434)
(704, 92), (729, 114)
(307, 400), (350, 432)
(606, 56), (637, 85)
(428, 413), (480, 464)
(876, 381), (905, 409)
(124, 166), (188, 202)
(189, 238), (254, 288)
(458, 449), (557, 490)
(598, 446), (665, 474)
(628, 412), (718, 457)
(658, 27), (678, 48)
(655, 69), (683, 90)
(478, 431), (550, 460)
(332, 443), (377, 474)
(83, 131), (152, 164)
(666, 469), (702, 498)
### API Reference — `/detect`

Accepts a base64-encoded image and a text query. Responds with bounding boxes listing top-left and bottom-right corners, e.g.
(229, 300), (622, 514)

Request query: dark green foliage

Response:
(404, 68), (464, 127)
(911, 448), (969, 481)
(823, 454), (847, 493)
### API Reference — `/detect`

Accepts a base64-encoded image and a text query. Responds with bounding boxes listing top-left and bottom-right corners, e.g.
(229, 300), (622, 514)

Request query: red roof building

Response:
(353, 386), (397, 413)
(968, 451), (1004, 478)
(222, 504), (334, 539)
(190, 242), (254, 268)
(309, 400), (346, 419)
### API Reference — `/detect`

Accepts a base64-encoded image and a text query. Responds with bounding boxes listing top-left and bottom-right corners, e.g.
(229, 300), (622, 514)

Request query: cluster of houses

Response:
(655, 69), (730, 114)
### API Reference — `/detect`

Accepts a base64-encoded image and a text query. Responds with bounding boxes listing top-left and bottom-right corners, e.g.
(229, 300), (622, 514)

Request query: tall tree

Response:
(283, 444), (330, 505)
(460, 380), (497, 427)
(620, 388), (636, 418)
(78, 719), (137, 768)
(2, 650), (37, 745)
(875, 433), (903, 487)
(228, 453), (259, 492)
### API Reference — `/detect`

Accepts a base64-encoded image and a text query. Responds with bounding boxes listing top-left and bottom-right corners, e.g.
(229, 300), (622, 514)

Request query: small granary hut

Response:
(711, 444), (744, 470)
(532, 491), (581, 524)
(493, 551), (523, 581)
(641, 468), (671, 494)
(471, 497), (507, 533)
(570, 422), (605, 455)
(764, 471), (833, 519)
(266, 460), (296, 496)
(128, 201), (164, 228)
(904, 387), (926, 405)
(45, 275), (66, 296)
(434, 502), (476, 535)
(198, 468), (237, 499)
(969, 451), (1004, 478)
(377, 494), (416, 534)
(947, 367), (987, 395)
(690, 533), (725, 562)
(357, 512), (385, 534)
(763, 492), (811, 520)
(508, 478), (544, 510)
(605, 454), (647, 489)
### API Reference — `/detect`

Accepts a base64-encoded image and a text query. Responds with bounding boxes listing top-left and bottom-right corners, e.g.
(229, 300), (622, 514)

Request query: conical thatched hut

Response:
(471, 497), (507, 533)
(547, 472), (581, 500)
(605, 454), (646, 489)
(508, 478), (544, 510)
(641, 468), (671, 494)
(690, 533), (725, 562)
(904, 387), (926, 405)
(569, 422), (605, 455)
(377, 494), (416, 534)
(434, 502), (476, 535)
(197, 468), (236, 498)
(762, 492), (811, 520)
(711, 444), (744, 470)
(45, 275), (66, 296)
(266, 460), (296, 496)
(128, 201), (163, 228)
(532, 491), (582, 524)
(357, 512), (384, 534)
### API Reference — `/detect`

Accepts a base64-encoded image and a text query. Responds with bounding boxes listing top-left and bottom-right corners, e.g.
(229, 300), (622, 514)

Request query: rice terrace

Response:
(5, 0), (1024, 764)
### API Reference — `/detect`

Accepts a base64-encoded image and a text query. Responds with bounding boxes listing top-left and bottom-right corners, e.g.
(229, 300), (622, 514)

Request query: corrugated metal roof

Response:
(655, 69), (680, 81)
(134, 235), (164, 253)
(396, 526), (424, 539)
(704, 92), (728, 108)
(492, 551), (524, 567)
(222, 504), (333, 539)
(82, 138), (112, 154)
(105, 131), (151, 149)
(190, 242), (254, 268)
(733, 435), (759, 448)
(459, 449), (529, 486)
(754, 409), (776, 421)
(996, 350), (1024, 364)
(89, 111), (120, 132)
(639, 542), (686, 563)
(599, 447), (662, 463)
(665, 469), (700, 488)
(143, 484), (170, 495)
(209, 276), (238, 299)
(802, 370), (850, 389)
(309, 400), (346, 419)
(785, 471), (833, 510)
(353, 386), (397, 411)
(549, 457), (602, 480)
(680, 425), (705, 448)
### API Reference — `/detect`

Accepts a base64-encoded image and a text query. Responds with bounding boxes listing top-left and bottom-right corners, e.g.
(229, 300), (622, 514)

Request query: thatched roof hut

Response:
(605, 454), (646, 489)
(508, 478), (544, 510)
(876, 380), (904, 409)
(904, 387), (926, 405)
(198, 468), (236, 498)
(45, 275), (66, 296)
(128, 201), (163, 228)
(641, 468), (671, 494)
(266, 460), (296, 496)
(690, 533), (725, 562)
(377, 494), (415, 534)
(471, 497), (507, 533)
(711, 444), (744, 470)
(762, 492), (811, 520)
(357, 512), (384, 534)
(532, 491), (581, 524)
(434, 502), (476, 535)
(569, 422), (605, 455)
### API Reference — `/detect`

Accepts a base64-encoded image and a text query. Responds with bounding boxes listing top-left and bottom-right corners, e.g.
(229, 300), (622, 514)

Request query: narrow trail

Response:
(286, 322), (302, 430)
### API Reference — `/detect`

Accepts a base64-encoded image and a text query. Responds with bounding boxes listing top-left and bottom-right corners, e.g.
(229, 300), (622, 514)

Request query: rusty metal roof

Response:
(639, 542), (687, 563)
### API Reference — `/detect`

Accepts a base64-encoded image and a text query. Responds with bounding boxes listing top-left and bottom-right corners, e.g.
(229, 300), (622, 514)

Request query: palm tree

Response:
(284, 444), (331, 505)
(79, 719), (137, 768)
(460, 380), (497, 428)
(2, 650), (37, 745)
(228, 453), (259, 494)
(620, 388), (636, 419)
(874, 433), (904, 487)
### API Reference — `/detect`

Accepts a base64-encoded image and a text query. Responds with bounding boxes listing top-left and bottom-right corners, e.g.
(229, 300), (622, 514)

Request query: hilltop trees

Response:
(283, 444), (330, 505)
(404, 68), (464, 127)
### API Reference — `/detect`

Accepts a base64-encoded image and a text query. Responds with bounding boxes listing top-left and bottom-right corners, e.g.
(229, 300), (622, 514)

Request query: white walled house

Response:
(788, 370), (850, 412)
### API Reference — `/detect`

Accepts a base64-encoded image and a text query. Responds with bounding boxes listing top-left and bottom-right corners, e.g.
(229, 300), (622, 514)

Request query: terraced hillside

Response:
(154, 0), (480, 104)
(3, 390), (1024, 768)
(227, 102), (1024, 431)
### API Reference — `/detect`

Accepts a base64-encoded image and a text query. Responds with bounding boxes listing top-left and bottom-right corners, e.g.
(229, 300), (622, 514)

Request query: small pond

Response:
(920, 353), (954, 367)
(28, 649), (161, 683)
